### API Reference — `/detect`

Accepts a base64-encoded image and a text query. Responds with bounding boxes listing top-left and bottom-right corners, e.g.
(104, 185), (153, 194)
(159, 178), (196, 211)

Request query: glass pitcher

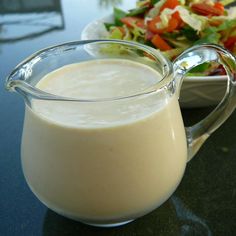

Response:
(5, 40), (236, 227)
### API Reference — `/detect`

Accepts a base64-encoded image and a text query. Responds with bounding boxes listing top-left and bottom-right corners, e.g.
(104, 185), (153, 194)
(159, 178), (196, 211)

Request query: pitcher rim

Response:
(5, 39), (174, 103)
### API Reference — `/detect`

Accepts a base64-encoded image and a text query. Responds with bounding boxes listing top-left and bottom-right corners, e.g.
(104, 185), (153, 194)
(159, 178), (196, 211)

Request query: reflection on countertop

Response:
(0, 0), (64, 43)
(42, 196), (212, 236)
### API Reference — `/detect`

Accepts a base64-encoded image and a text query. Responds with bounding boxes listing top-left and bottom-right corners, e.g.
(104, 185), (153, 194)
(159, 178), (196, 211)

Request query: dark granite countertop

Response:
(0, 0), (235, 235)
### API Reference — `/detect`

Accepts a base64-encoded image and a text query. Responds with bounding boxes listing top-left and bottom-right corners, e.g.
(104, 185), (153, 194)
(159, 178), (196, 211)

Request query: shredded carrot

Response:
(151, 34), (172, 51)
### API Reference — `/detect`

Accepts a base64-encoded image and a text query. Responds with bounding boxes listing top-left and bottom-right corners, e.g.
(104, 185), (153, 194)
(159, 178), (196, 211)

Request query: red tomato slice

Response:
(191, 3), (224, 16)
(160, 0), (179, 11)
(224, 36), (236, 51)
(147, 16), (162, 33)
(151, 34), (172, 51)
(147, 15), (179, 34)
(214, 2), (224, 13)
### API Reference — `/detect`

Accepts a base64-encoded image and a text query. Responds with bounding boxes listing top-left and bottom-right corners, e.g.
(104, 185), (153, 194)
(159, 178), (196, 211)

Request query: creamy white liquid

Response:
(21, 59), (187, 224)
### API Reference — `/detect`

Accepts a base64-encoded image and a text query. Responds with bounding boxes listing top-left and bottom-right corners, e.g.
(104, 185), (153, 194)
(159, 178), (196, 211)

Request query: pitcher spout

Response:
(6, 78), (33, 98)
(5, 77), (56, 101)
(5, 70), (73, 102)
(5, 68), (33, 100)
(5, 80), (16, 92)
(5, 69), (22, 92)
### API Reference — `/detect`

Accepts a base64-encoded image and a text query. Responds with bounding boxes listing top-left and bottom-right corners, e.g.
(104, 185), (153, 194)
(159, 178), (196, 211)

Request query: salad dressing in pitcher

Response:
(22, 59), (187, 223)
(7, 40), (236, 227)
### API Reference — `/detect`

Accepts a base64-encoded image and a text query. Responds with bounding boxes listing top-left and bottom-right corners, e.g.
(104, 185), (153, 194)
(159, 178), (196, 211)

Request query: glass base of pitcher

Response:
(81, 219), (134, 228)
(51, 206), (135, 228)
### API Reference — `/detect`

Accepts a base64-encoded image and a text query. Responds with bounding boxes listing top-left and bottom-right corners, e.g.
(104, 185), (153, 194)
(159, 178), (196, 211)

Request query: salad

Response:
(104, 0), (236, 75)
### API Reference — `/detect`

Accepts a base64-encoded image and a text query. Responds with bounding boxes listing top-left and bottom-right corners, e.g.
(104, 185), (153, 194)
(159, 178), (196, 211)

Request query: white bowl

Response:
(81, 15), (227, 108)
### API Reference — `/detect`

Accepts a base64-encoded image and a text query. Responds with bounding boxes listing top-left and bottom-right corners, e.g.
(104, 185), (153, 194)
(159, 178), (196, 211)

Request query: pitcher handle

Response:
(173, 44), (236, 161)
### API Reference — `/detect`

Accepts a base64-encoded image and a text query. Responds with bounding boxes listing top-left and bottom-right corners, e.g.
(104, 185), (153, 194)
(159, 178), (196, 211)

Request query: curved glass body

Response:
(5, 40), (236, 227)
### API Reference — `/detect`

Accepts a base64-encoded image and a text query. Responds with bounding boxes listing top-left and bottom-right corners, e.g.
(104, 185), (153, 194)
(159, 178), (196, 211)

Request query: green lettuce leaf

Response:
(180, 26), (200, 41)
(114, 8), (127, 26)
(127, 6), (148, 16)
(108, 27), (124, 39)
